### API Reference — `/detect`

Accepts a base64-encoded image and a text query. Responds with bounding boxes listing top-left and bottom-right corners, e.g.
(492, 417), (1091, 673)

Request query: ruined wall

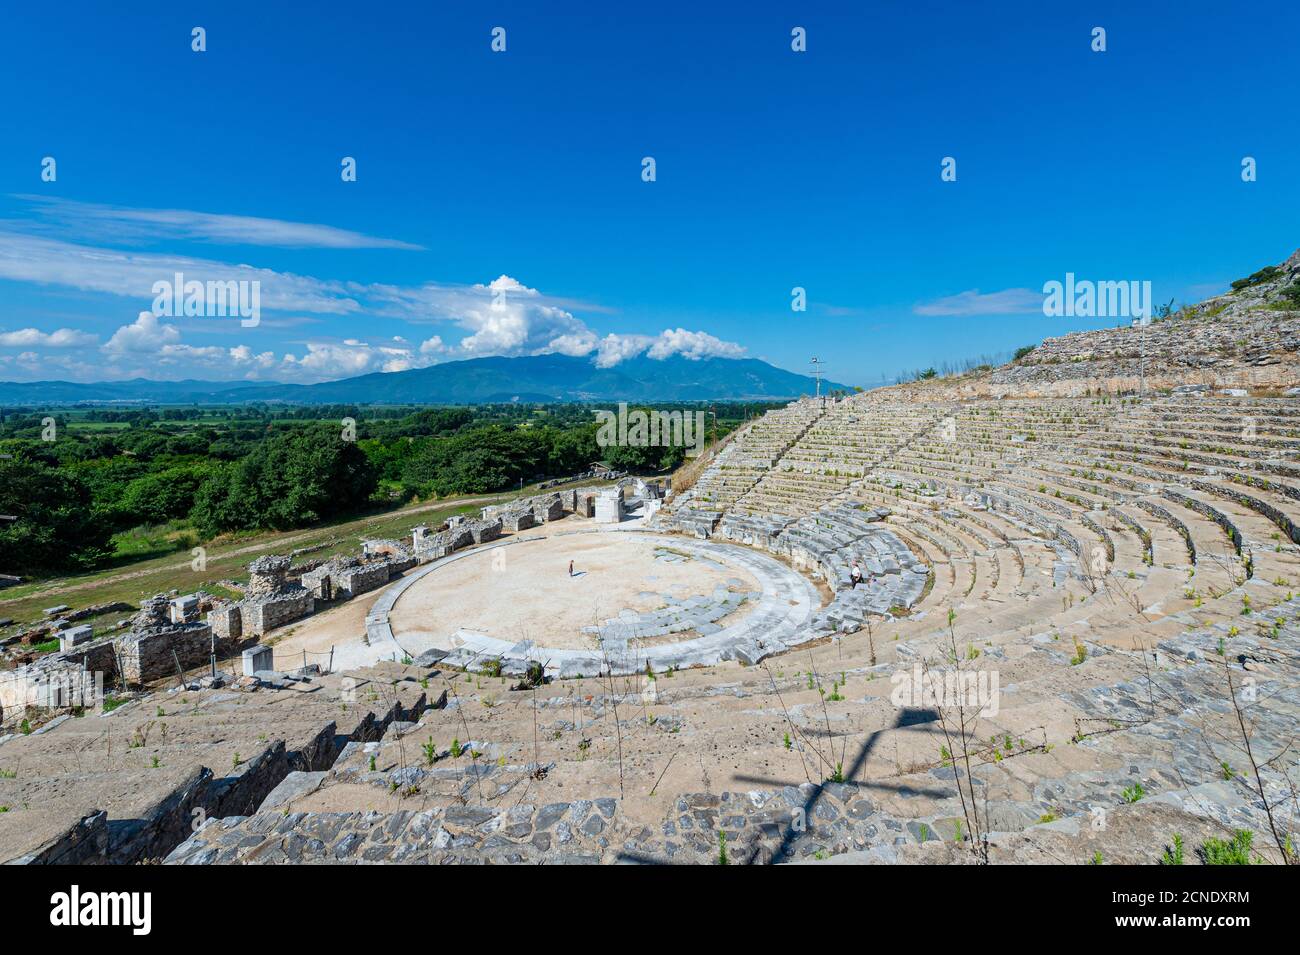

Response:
(502, 510), (535, 532)
(334, 562), (391, 599)
(118, 622), (214, 684)
(532, 494), (565, 522)
(239, 555), (314, 635)
(207, 603), (243, 644)
(242, 593), (314, 636)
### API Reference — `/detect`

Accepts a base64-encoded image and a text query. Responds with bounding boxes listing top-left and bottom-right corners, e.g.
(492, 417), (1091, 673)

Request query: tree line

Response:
(0, 402), (771, 577)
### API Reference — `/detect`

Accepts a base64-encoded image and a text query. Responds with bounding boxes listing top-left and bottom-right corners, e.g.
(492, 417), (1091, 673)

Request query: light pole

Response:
(810, 357), (824, 400)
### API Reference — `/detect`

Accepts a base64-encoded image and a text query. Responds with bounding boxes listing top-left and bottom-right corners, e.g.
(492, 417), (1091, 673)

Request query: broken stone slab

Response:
(259, 770), (327, 811)
(413, 648), (450, 667)
(252, 669), (294, 688)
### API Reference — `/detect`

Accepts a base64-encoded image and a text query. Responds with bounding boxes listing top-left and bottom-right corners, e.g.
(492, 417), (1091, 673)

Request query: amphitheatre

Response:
(2, 252), (1300, 866)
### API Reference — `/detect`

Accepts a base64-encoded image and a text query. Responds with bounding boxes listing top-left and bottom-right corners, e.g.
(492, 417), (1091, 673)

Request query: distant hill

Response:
(0, 354), (853, 405)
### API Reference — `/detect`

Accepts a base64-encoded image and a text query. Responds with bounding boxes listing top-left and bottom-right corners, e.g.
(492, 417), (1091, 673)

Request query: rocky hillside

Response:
(884, 248), (1300, 400)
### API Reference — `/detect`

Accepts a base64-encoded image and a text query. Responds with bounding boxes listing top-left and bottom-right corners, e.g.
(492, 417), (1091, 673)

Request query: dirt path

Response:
(1, 494), (502, 605)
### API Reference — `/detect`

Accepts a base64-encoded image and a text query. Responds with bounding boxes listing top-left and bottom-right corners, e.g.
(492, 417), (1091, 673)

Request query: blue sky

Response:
(0, 0), (1296, 388)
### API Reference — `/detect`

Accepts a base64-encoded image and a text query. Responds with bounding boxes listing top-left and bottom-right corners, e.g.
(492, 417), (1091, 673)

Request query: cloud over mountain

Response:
(0, 201), (746, 384)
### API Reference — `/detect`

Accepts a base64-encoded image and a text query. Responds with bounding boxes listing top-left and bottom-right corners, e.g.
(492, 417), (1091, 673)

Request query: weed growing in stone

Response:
(1160, 833), (1184, 865)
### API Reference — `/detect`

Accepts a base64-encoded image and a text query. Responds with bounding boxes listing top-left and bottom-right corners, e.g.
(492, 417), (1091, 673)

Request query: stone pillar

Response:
(594, 487), (624, 524)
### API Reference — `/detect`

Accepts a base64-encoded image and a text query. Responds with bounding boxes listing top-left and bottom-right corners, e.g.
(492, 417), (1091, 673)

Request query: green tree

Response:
(400, 425), (548, 497)
(0, 456), (113, 575)
(191, 426), (377, 536)
(118, 464), (214, 525)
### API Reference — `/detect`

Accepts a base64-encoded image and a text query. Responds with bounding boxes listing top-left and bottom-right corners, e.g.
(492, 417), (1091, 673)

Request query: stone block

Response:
(242, 644), (274, 676)
(59, 625), (94, 652)
(168, 595), (200, 624)
(503, 510), (535, 532)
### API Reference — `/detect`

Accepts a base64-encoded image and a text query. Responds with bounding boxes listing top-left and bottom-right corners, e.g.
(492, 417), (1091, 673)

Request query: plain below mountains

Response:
(0, 354), (853, 405)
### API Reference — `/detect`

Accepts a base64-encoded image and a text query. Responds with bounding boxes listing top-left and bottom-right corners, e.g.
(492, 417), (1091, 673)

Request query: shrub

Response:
(1201, 830), (1254, 865)
(1231, 266), (1279, 290)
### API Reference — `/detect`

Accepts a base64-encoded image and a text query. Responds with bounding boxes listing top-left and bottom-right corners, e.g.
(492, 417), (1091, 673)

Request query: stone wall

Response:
(246, 555), (293, 598)
(238, 555), (314, 636)
(532, 494), (564, 522)
(502, 510), (535, 532)
(1136, 499), (1197, 563)
(1163, 488), (1245, 564)
(242, 592), (314, 636)
(335, 562), (392, 600)
(118, 622), (214, 684)
(595, 488), (624, 524)
(207, 603), (243, 644)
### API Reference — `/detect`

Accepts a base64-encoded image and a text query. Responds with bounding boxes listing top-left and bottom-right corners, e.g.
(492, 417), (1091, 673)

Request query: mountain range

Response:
(0, 354), (853, 405)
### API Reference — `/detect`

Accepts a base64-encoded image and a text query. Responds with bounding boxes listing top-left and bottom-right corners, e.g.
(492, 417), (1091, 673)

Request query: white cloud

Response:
(387, 274), (600, 360)
(79, 305), (750, 384)
(592, 328), (745, 367)
(102, 312), (181, 355)
(13, 195), (423, 250)
(92, 312), (452, 382)
(98, 312), (285, 379)
(594, 333), (653, 368)
(0, 224), (749, 381)
(0, 231), (365, 316)
(646, 327), (746, 361)
(228, 345), (278, 372)
(0, 326), (98, 348)
(281, 342), (391, 378)
(913, 288), (1042, 316)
